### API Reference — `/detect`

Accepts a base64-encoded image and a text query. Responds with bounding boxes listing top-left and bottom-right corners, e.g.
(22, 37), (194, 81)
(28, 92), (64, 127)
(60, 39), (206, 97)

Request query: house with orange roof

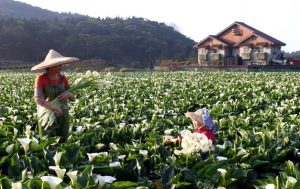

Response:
(193, 21), (286, 66)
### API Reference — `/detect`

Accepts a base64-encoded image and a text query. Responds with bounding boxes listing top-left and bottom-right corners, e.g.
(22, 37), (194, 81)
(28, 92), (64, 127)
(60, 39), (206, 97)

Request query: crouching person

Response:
(165, 108), (218, 145)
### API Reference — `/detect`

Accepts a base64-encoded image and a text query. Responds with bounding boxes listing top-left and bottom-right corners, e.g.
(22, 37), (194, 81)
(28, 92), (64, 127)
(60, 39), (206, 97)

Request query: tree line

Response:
(285, 51), (300, 59)
(0, 16), (196, 68)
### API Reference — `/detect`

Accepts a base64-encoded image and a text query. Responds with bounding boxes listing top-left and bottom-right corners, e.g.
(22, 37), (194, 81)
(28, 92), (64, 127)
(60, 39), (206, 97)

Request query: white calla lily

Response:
(92, 71), (100, 76)
(118, 155), (126, 160)
(180, 129), (191, 138)
(287, 176), (297, 184)
(109, 161), (121, 167)
(30, 137), (39, 150)
(11, 181), (22, 189)
(87, 153), (101, 162)
(164, 129), (174, 135)
(96, 143), (105, 150)
(21, 168), (29, 181)
(237, 147), (247, 156)
(41, 176), (63, 189)
(17, 138), (31, 154)
(74, 126), (85, 134)
(106, 72), (112, 78)
(93, 174), (116, 188)
(6, 144), (14, 154)
(109, 143), (118, 150)
(87, 152), (108, 162)
(13, 128), (18, 139)
(265, 184), (275, 189)
(49, 166), (66, 179)
(25, 125), (31, 138)
(66, 170), (78, 186)
(139, 150), (148, 156)
(85, 70), (92, 75)
(218, 168), (227, 187)
(216, 144), (225, 149)
(285, 176), (297, 188)
(217, 168), (227, 174)
(174, 149), (182, 155)
(99, 152), (108, 157)
(216, 156), (228, 161)
(53, 151), (64, 166)
(163, 135), (177, 143)
(64, 186), (74, 189)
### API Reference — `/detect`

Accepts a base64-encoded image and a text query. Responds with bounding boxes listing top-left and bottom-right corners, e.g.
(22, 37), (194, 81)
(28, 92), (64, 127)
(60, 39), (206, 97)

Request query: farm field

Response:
(0, 71), (300, 189)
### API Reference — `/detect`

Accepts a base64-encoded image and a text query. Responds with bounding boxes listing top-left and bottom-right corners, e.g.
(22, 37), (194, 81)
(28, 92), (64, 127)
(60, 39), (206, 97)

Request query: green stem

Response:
(186, 156), (189, 167)
(38, 121), (43, 138)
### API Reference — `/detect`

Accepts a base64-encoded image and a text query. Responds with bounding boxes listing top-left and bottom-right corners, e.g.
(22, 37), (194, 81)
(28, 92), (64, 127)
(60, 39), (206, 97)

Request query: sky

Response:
(16, 0), (300, 52)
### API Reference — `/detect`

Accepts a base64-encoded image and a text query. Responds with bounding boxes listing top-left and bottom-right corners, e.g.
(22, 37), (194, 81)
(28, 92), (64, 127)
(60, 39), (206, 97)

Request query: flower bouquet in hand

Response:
(174, 130), (215, 155)
(39, 71), (111, 129)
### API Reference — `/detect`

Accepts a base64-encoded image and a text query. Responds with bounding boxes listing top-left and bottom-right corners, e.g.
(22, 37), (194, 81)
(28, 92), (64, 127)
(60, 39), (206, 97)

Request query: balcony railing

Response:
(211, 53), (221, 60)
(256, 52), (267, 60)
(241, 53), (251, 60)
(199, 55), (206, 61)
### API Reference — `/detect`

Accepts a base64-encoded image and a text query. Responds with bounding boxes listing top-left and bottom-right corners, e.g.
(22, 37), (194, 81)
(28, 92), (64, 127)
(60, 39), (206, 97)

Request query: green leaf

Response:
(231, 169), (250, 178)
(124, 159), (137, 172)
(24, 178), (43, 189)
(0, 155), (9, 166)
(181, 168), (195, 182)
(201, 162), (224, 177)
(161, 165), (174, 184)
(109, 181), (138, 189)
(247, 170), (258, 181)
(175, 182), (191, 188)
(0, 177), (12, 189)
(251, 160), (270, 169)
(77, 165), (94, 187)
(30, 154), (42, 174)
(158, 145), (170, 159)
(8, 153), (21, 178)
(171, 173), (181, 184)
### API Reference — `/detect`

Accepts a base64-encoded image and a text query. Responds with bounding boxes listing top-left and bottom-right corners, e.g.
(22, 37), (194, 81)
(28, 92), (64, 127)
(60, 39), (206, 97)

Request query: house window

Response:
(200, 48), (206, 55)
(257, 46), (264, 52)
(244, 47), (250, 53)
(232, 28), (242, 36)
(272, 47), (279, 54)
(212, 48), (218, 53)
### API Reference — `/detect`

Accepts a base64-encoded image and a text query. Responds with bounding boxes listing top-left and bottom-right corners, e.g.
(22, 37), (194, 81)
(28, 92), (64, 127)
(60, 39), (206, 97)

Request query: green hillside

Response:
(0, 0), (196, 68)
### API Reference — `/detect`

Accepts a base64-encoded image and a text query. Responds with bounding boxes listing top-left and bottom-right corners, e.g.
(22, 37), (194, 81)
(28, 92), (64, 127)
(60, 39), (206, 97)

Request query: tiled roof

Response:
(193, 35), (232, 48)
(235, 21), (286, 46)
(194, 21), (286, 48)
(209, 35), (235, 46)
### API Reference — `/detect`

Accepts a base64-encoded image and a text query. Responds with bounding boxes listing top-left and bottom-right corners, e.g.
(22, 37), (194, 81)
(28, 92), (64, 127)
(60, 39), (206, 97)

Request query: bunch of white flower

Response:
(174, 130), (214, 155)
(39, 71), (111, 129)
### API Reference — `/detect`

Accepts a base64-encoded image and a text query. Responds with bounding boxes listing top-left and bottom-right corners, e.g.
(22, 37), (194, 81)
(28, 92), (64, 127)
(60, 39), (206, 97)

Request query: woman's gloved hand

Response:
(52, 106), (63, 117)
(57, 92), (74, 102)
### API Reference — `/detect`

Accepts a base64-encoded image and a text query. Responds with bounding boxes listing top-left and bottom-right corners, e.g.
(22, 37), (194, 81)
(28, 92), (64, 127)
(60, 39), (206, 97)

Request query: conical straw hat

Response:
(186, 108), (218, 132)
(185, 109), (203, 123)
(31, 49), (79, 71)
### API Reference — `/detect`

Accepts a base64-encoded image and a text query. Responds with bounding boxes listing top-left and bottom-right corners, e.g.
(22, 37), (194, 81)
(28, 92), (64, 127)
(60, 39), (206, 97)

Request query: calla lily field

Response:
(0, 71), (300, 189)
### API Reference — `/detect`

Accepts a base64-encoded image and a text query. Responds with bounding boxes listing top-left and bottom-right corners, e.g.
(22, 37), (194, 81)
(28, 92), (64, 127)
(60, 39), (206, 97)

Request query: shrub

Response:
(104, 67), (118, 72)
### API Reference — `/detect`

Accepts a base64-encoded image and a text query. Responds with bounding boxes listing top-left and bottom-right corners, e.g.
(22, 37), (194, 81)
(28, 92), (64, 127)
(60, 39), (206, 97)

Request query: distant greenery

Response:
(285, 51), (300, 59)
(0, 0), (196, 68)
(0, 0), (87, 21)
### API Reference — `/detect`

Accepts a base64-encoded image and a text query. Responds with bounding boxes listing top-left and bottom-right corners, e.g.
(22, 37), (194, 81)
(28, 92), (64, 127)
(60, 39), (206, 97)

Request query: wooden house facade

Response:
(193, 22), (286, 66)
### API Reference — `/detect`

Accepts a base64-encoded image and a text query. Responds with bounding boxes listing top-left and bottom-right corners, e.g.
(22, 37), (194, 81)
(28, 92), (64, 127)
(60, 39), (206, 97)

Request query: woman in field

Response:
(183, 108), (218, 143)
(165, 108), (218, 144)
(31, 49), (78, 142)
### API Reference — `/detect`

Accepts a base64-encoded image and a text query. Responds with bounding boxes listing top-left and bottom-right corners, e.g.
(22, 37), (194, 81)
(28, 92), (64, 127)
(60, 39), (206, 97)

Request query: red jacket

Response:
(179, 128), (215, 144)
(194, 128), (215, 143)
